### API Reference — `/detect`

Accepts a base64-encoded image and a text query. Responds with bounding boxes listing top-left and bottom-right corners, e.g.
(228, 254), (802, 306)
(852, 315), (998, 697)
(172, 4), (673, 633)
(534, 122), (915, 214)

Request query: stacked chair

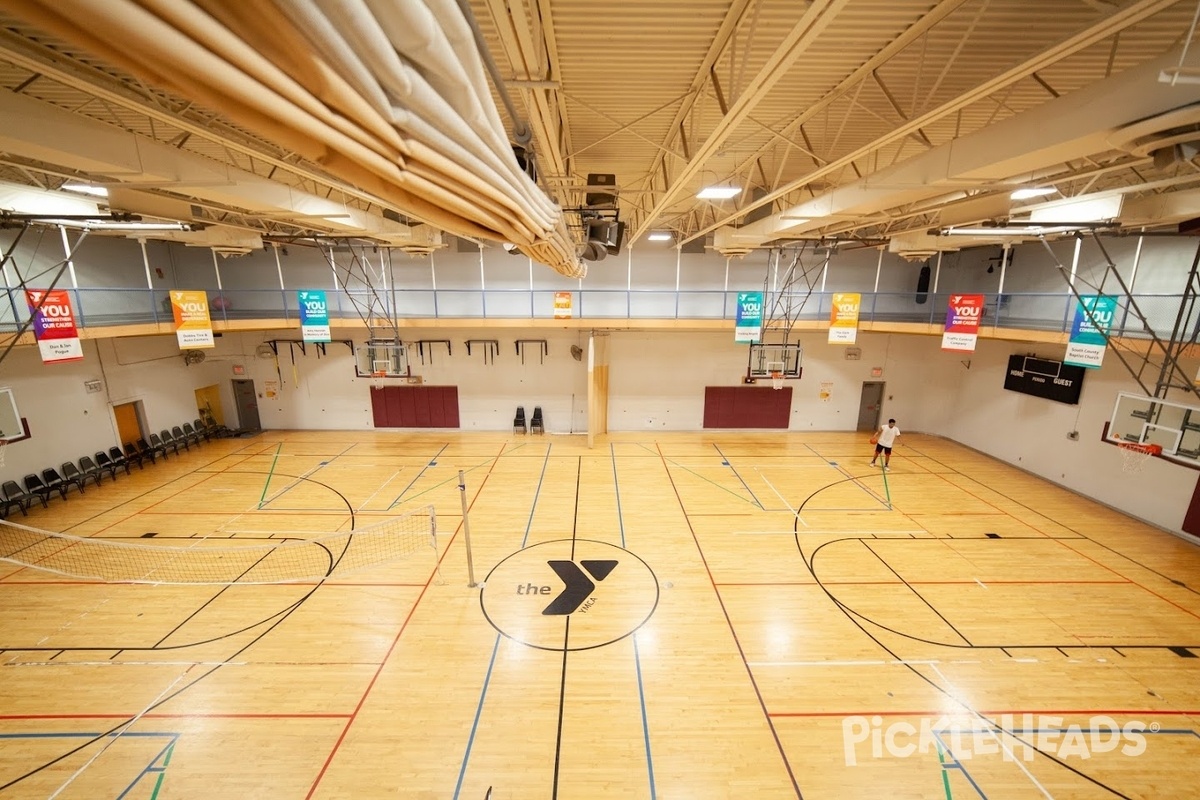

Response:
(0, 417), (229, 518)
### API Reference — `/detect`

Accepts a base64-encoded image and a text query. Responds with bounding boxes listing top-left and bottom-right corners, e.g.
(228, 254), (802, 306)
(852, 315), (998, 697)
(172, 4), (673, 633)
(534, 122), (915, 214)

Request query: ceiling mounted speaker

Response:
(580, 241), (608, 262)
(1152, 141), (1200, 170)
(182, 350), (206, 365)
(585, 173), (617, 207)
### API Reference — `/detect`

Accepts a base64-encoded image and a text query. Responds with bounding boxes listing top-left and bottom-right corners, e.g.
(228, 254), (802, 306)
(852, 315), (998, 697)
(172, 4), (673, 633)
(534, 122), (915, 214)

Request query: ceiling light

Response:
(697, 186), (741, 200)
(1010, 187), (1056, 200)
(648, 232), (672, 241)
(43, 218), (191, 232)
(939, 224), (1084, 236)
(61, 183), (108, 198)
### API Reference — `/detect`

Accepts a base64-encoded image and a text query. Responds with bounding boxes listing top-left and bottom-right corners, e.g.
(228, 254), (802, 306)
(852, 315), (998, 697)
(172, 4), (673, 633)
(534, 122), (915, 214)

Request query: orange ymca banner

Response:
(553, 291), (573, 319)
(828, 292), (861, 344)
(171, 290), (215, 348)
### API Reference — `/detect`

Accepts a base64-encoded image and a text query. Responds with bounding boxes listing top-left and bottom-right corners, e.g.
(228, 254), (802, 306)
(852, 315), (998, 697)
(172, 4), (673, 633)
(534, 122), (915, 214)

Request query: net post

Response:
(457, 469), (477, 587)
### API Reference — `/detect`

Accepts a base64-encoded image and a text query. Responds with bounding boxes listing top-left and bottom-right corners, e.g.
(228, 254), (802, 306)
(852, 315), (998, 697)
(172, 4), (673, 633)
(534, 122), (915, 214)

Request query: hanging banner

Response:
(298, 289), (331, 342)
(1064, 295), (1117, 369)
(941, 294), (985, 352)
(171, 290), (214, 349)
(734, 291), (763, 343)
(25, 289), (83, 364)
(828, 292), (861, 344)
(553, 291), (573, 319)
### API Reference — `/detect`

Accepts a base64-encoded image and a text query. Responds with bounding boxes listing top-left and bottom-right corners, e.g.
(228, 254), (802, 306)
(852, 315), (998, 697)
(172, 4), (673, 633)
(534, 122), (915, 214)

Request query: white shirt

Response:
(877, 425), (900, 447)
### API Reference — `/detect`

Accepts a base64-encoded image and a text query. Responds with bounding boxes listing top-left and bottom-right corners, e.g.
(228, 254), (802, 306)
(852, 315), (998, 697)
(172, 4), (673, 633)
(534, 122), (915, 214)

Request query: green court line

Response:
(148, 741), (176, 800)
(936, 740), (954, 800)
(881, 464), (892, 509)
(634, 442), (761, 508)
(258, 443), (284, 508)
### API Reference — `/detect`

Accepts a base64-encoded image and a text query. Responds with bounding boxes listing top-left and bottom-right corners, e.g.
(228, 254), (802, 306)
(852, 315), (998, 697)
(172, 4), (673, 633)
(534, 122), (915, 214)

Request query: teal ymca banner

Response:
(1064, 295), (1116, 369)
(298, 290), (331, 342)
(735, 291), (763, 343)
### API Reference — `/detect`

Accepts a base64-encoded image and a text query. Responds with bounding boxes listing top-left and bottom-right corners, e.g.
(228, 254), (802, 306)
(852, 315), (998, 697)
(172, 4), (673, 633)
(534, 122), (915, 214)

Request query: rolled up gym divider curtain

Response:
(6, 0), (586, 278)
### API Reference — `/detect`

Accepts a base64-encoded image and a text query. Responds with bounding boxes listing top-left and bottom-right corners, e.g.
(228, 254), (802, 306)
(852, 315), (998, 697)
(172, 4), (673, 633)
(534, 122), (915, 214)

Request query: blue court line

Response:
(630, 443), (759, 508)
(258, 446), (354, 508)
(119, 736), (178, 800)
(453, 444), (552, 796)
(713, 444), (764, 509)
(933, 726), (1199, 799)
(611, 442), (657, 799)
(0, 732), (180, 800)
(804, 443), (891, 509)
(387, 443), (449, 509)
(452, 635), (502, 800)
(521, 443), (554, 549)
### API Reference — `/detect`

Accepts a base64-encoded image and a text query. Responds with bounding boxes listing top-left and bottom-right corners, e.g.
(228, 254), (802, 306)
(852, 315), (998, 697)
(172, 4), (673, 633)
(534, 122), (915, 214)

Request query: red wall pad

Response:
(370, 386), (460, 428)
(703, 386), (793, 429)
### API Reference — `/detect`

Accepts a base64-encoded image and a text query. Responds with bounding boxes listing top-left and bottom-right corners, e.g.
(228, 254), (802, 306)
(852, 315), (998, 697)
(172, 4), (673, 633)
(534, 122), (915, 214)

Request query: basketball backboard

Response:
(355, 340), (409, 378)
(0, 388), (21, 441)
(747, 343), (803, 379)
(1106, 392), (1200, 469)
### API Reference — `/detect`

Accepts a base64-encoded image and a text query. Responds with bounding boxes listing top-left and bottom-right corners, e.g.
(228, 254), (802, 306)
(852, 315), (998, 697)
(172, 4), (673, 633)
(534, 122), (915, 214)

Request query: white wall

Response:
(2, 324), (1197, 536)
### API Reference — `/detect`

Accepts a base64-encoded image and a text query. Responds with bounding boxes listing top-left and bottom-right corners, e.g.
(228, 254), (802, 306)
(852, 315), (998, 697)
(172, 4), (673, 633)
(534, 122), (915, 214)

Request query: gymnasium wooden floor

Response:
(1, 430), (1199, 799)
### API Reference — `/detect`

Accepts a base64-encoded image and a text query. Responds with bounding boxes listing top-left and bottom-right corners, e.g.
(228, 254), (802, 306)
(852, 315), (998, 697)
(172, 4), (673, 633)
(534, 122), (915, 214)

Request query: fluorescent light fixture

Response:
(697, 186), (741, 200)
(648, 232), (673, 241)
(44, 218), (190, 232)
(940, 224), (1085, 237)
(1010, 187), (1056, 200)
(61, 183), (108, 198)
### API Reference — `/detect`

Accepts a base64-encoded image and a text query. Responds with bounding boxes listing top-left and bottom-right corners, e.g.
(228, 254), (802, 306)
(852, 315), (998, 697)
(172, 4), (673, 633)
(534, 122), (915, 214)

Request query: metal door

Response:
(857, 382), (884, 432)
(232, 379), (261, 431)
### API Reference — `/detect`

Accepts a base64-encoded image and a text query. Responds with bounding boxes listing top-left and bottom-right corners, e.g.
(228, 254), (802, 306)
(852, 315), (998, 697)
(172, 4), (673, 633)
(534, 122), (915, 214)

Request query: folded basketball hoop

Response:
(1117, 441), (1161, 473)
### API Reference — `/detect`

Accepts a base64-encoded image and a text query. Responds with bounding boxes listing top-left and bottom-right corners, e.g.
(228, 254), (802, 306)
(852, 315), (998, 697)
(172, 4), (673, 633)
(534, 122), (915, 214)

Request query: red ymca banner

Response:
(941, 294), (985, 352)
(25, 289), (83, 363)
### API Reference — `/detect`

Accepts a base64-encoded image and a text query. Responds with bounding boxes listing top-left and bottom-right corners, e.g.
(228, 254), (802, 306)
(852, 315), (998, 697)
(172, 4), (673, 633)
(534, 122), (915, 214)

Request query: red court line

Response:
(0, 712), (351, 720)
(305, 441), (509, 800)
(713, 579), (1131, 587)
(770, 709), (1200, 718)
(0, 581), (428, 586)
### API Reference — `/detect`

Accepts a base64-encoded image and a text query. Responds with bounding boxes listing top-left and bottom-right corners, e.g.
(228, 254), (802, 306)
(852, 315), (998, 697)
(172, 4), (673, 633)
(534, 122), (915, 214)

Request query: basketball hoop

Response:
(1117, 441), (1162, 473)
(767, 361), (785, 390)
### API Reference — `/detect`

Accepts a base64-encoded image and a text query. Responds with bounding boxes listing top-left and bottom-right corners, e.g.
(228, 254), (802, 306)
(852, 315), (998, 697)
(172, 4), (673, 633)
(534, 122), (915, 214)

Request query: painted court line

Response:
(754, 469), (805, 524)
(729, 527), (916, 534)
(927, 662), (1055, 800)
(747, 659), (940, 668)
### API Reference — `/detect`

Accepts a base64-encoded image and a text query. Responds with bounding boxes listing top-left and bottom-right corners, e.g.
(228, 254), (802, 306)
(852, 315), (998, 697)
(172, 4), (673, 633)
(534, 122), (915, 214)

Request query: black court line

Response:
(713, 444), (764, 509)
(793, 531), (1137, 799)
(656, 442), (804, 798)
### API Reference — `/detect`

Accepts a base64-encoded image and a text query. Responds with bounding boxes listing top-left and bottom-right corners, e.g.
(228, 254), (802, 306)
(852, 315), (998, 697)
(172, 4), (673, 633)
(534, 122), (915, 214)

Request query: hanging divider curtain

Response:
(8, 0), (585, 279)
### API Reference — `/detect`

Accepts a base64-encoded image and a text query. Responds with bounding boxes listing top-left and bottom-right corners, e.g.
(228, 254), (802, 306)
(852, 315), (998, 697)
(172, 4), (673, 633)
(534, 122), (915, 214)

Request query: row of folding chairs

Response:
(1, 418), (226, 518)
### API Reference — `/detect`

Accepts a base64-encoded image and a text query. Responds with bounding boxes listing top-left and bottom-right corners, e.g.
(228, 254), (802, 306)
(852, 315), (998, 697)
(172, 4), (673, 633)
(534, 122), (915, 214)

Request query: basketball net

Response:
(767, 361), (785, 391)
(0, 439), (6, 469)
(1117, 441), (1161, 473)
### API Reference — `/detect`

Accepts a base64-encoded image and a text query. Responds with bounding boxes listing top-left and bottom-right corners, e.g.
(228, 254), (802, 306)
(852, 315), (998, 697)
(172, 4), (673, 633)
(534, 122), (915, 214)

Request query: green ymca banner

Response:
(1064, 295), (1116, 369)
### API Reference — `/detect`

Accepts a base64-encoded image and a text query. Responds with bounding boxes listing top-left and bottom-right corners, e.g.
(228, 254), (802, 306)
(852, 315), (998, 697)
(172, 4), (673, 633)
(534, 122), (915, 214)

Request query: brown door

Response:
(113, 401), (143, 446)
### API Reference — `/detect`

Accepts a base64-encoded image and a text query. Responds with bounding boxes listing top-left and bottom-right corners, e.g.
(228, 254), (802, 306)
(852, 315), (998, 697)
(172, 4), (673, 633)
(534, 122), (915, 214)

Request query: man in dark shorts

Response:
(869, 419), (900, 471)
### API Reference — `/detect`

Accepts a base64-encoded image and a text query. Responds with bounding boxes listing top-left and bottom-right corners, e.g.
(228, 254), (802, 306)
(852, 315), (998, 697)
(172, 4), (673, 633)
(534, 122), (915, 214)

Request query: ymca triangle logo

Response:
(542, 559), (618, 616)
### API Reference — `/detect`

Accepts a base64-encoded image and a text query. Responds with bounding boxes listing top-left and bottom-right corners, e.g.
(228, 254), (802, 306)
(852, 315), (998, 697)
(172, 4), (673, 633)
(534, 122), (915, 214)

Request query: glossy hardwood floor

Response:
(1, 430), (1198, 799)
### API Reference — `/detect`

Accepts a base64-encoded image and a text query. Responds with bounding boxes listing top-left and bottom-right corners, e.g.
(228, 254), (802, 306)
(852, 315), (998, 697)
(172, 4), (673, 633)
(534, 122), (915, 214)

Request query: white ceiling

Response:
(0, 0), (1199, 263)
